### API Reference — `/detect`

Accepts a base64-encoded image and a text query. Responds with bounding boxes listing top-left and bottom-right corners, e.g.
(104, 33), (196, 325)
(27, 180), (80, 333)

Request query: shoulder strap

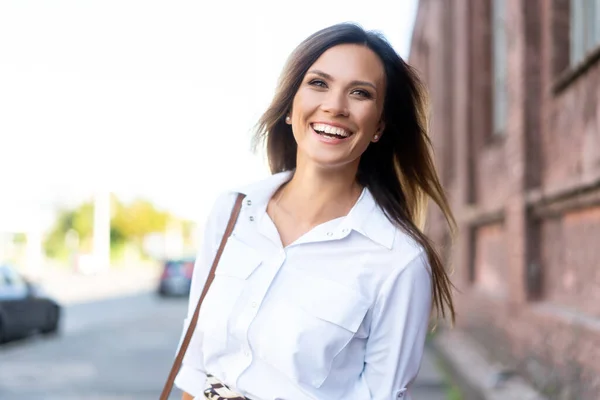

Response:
(160, 193), (246, 400)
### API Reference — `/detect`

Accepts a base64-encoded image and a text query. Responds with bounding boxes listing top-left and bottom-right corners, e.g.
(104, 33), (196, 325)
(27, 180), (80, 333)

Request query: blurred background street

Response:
(0, 291), (186, 400)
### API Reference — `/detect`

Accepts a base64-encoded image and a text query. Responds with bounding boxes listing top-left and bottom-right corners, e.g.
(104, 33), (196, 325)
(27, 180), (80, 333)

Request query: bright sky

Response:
(0, 0), (417, 231)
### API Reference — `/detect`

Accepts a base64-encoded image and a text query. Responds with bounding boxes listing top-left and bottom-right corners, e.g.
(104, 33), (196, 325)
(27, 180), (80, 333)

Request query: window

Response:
(1, 266), (26, 289)
(570, 0), (600, 65)
(0, 270), (7, 288)
(492, 0), (508, 135)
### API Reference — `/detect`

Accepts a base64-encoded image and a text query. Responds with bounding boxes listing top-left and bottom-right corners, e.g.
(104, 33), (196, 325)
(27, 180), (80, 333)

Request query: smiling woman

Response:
(287, 44), (386, 169)
(172, 23), (456, 400)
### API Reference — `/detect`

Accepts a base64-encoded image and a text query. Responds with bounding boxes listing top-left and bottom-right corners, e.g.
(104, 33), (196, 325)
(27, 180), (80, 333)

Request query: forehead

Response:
(309, 44), (385, 86)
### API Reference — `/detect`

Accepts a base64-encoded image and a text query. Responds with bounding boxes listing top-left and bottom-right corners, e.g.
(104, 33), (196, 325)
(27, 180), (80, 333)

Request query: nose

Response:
(320, 89), (349, 117)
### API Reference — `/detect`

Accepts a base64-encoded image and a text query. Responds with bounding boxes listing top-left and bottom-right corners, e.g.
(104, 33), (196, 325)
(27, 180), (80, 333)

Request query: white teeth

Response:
(312, 123), (350, 137)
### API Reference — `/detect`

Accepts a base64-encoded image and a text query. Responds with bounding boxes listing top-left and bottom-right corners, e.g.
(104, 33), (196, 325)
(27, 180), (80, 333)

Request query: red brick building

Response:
(410, 0), (600, 398)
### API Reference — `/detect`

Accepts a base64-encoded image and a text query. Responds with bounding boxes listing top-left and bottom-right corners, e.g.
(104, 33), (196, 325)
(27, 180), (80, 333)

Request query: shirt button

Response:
(251, 301), (258, 308)
(342, 228), (349, 233)
(326, 232), (333, 237)
(249, 216), (255, 222)
(246, 199), (252, 206)
(244, 350), (251, 357)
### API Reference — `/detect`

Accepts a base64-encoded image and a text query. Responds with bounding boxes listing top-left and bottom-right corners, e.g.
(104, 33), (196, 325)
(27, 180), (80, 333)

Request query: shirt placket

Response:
(230, 247), (287, 386)
(228, 197), (289, 385)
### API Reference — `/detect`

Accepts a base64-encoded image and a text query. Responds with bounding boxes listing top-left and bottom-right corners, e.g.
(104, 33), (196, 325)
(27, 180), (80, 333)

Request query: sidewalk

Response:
(28, 263), (161, 305)
(432, 329), (547, 400)
(413, 343), (453, 400)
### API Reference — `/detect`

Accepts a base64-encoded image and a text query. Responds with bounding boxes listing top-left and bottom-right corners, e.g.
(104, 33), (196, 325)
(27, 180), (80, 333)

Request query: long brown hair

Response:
(253, 23), (457, 323)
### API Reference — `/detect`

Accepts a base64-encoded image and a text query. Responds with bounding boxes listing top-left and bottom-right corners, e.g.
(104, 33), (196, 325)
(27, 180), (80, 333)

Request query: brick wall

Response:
(410, 0), (600, 398)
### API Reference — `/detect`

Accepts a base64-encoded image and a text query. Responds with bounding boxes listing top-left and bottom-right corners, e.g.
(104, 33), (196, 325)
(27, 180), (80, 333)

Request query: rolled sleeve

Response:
(173, 317), (208, 396)
(363, 251), (433, 400)
(174, 364), (207, 398)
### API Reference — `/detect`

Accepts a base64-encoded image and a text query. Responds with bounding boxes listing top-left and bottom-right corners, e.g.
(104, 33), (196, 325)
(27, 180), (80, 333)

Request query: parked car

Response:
(158, 258), (195, 297)
(0, 264), (61, 343)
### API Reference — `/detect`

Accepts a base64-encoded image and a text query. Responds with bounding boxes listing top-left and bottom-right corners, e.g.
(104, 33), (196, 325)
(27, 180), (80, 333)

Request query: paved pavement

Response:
(28, 264), (161, 305)
(413, 345), (450, 399)
(434, 329), (546, 400)
(0, 293), (187, 400)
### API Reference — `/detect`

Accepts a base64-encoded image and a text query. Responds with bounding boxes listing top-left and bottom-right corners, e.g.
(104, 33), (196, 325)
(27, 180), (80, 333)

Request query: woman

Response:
(176, 23), (455, 400)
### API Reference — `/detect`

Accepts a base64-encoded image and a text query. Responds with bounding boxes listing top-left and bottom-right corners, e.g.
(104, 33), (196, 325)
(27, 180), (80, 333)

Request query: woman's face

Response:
(289, 43), (386, 171)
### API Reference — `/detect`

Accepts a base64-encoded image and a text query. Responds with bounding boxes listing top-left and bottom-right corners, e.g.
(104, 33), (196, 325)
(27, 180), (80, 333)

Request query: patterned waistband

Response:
(204, 374), (250, 400)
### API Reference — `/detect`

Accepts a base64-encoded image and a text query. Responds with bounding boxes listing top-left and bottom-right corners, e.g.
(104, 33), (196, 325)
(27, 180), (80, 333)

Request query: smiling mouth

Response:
(310, 123), (353, 139)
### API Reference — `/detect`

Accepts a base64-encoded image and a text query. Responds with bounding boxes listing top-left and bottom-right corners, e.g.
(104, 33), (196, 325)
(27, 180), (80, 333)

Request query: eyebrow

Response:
(307, 69), (378, 91)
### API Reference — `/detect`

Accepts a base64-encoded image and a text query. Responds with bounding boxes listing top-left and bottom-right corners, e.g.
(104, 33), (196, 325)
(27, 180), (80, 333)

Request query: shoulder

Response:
(207, 174), (270, 218)
(370, 230), (432, 310)
(374, 226), (431, 290)
(353, 189), (431, 286)
(390, 228), (429, 272)
(205, 191), (240, 228)
(206, 171), (293, 227)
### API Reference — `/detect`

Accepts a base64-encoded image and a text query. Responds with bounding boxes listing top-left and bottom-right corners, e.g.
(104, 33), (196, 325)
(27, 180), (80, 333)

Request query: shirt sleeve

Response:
(363, 251), (433, 400)
(173, 192), (237, 397)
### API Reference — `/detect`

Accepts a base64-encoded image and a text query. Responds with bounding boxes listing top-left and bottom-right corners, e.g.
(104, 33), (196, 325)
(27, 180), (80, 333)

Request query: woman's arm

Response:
(182, 392), (194, 400)
(173, 192), (237, 397)
(363, 252), (433, 400)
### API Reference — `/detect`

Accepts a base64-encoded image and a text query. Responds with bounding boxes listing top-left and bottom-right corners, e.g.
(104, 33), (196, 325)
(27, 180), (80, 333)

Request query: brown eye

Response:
(351, 89), (372, 98)
(309, 79), (327, 88)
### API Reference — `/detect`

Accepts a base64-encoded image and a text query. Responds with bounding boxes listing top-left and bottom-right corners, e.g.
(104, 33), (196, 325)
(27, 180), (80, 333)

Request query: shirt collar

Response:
(235, 170), (294, 207)
(234, 170), (396, 250)
(340, 188), (396, 249)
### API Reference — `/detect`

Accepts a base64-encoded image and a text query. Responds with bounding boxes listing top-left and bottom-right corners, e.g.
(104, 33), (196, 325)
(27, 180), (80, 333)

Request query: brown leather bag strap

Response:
(160, 193), (246, 400)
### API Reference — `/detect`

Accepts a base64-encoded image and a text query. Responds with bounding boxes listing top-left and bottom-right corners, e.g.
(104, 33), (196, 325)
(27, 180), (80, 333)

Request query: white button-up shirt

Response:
(174, 171), (432, 400)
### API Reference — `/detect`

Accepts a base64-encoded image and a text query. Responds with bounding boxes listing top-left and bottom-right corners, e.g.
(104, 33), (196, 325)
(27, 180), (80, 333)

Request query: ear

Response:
(372, 120), (385, 142)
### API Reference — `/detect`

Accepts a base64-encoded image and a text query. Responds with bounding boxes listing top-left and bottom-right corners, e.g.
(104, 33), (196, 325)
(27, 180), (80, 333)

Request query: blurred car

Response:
(0, 264), (61, 343)
(158, 258), (195, 297)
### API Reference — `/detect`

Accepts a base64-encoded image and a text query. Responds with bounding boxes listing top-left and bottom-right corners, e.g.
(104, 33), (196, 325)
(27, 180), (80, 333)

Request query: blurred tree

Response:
(110, 198), (170, 244)
(43, 195), (191, 261)
(12, 232), (27, 244)
(44, 204), (93, 259)
(180, 220), (195, 247)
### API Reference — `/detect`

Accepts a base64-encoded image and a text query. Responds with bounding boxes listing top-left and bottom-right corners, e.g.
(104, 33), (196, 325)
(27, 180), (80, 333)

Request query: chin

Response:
(305, 154), (355, 171)
(297, 142), (359, 171)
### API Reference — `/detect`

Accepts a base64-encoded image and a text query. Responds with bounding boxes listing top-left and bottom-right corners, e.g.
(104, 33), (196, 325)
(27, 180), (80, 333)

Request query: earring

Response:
(373, 134), (379, 141)
(285, 116), (291, 124)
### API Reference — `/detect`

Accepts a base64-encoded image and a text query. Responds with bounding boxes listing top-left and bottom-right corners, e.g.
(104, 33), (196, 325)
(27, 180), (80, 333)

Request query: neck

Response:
(277, 160), (362, 227)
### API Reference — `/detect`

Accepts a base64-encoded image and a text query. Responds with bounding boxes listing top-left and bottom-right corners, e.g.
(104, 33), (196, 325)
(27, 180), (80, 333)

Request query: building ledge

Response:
(553, 46), (600, 94)
(461, 204), (505, 227)
(526, 175), (600, 218)
(431, 329), (547, 400)
(530, 302), (600, 334)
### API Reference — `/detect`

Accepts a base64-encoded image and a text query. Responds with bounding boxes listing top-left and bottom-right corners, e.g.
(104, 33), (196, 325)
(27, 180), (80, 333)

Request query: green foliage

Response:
(446, 385), (463, 400)
(43, 194), (191, 261)
(12, 232), (27, 245)
(44, 208), (80, 259)
(71, 201), (94, 239)
(110, 197), (170, 241)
